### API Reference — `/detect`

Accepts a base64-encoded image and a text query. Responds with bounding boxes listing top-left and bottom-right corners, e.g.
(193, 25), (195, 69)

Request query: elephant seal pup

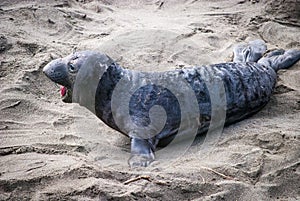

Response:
(43, 40), (300, 167)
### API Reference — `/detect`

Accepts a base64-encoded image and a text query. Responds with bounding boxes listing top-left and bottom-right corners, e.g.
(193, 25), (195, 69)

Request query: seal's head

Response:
(43, 51), (88, 102)
(43, 51), (113, 104)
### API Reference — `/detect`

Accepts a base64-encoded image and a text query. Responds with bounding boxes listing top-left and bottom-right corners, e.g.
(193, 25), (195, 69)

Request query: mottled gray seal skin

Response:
(43, 40), (300, 167)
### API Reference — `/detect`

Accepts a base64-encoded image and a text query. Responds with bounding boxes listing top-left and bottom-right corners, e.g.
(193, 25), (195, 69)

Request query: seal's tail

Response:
(233, 39), (300, 72)
(258, 49), (300, 72)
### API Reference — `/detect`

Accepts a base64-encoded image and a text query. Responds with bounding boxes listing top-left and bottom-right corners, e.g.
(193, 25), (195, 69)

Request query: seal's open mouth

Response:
(60, 86), (67, 97)
(59, 85), (72, 103)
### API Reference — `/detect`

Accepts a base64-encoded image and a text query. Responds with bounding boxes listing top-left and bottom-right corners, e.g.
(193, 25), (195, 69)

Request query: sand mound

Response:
(265, 0), (300, 23)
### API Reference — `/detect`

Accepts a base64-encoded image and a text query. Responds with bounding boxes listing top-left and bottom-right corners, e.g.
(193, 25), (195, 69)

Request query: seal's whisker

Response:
(54, 83), (60, 89)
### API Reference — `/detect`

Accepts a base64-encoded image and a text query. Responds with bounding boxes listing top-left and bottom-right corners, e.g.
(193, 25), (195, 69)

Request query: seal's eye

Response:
(68, 63), (78, 73)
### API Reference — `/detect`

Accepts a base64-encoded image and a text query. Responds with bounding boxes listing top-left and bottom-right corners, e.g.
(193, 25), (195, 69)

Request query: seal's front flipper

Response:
(128, 137), (156, 167)
(233, 39), (267, 63)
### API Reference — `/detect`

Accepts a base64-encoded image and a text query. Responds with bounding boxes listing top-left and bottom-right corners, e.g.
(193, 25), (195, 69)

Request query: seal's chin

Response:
(60, 86), (73, 103)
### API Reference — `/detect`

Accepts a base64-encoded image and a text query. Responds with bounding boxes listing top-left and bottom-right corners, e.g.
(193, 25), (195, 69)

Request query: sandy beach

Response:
(0, 0), (299, 200)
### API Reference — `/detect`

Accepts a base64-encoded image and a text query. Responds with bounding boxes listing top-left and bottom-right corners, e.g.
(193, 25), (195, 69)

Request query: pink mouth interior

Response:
(60, 86), (67, 97)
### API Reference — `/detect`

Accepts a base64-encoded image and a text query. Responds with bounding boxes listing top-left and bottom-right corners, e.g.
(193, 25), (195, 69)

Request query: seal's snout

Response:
(43, 59), (63, 77)
(43, 59), (71, 88)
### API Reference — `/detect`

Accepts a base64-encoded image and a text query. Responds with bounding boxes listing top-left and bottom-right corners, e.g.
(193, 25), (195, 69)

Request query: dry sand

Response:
(0, 0), (300, 200)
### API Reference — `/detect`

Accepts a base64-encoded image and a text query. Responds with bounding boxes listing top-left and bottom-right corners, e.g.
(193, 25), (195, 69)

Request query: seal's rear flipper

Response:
(258, 49), (300, 72)
(233, 39), (267, 63)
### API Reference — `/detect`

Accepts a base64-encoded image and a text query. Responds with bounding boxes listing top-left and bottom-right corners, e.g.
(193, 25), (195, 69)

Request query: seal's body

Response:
(43, 40), (300, 167)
